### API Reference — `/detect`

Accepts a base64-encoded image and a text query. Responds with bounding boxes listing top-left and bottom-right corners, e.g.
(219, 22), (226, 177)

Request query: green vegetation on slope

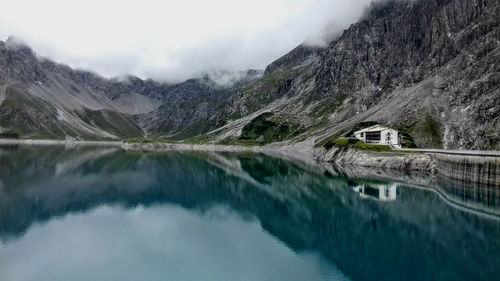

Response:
(233, 68), (298, 118)
(421, 116), (442, 148)
(306, 95), (348, 119)
(0, 87), (68, 139)
(398, 116), (442, 148)
(353, 141), (393, 152)
(76, 109), (143, 139)
(323, 138), (349, 150)
(238, 113), (303, 144)
(321, 137), (421, 154)
(353, 141), (421, 153)
(0, 130), (19, 139)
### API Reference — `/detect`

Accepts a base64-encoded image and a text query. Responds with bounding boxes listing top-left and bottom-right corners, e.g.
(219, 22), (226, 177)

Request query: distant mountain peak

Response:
(0, 0), (497, 149)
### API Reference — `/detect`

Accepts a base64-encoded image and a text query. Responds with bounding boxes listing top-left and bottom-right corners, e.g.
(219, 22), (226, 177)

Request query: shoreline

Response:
(0, 138), (317, 165)
(2, 138), (499, 156)
(121, 141), (320, 169)
(1, 138), (499, 186)
(0, 139), (124, 146)
(1, 138), (498, 217)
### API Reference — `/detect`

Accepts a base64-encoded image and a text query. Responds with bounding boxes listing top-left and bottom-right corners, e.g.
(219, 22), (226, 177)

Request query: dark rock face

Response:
(0, 0), (497, 148)
(264, 45), (321, 74)
(0, 39), (261, 139)
(318, 0), (499, 149)
(221, 0), (499, 150)
(138, 78), (250, 139)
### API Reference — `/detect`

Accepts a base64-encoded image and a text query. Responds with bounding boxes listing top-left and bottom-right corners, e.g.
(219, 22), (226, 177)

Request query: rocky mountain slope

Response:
(209, 0), (499, 150)
(0, 0), (498, 149)
(0, 40), (261, 140)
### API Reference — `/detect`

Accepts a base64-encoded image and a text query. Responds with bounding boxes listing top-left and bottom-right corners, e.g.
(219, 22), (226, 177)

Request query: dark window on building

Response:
(365, 131), (381, 141)
(364, 186), (380, 198)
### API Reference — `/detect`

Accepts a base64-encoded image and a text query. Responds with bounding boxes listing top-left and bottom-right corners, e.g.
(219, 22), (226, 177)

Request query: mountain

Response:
(210, 0), (499, 150)
(0, 0), (498, 149)
(0, 39), (262, 140)
(138, 70), (263, 139)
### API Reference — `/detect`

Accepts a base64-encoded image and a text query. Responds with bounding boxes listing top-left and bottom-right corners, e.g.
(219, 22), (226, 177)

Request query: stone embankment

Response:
(314, 147), (436, 172)
(1, 138), (498, 187)
(430, 152), (499, 187)
(315, 147), (500, 187)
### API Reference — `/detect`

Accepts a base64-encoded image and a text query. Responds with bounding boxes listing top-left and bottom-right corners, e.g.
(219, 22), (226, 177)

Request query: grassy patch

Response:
(398, 116), (441, 148)
(421, 116), (442, 148)
(0, 130), (19, 139)
(307, 95), (347, 119)
(239, 113), (303, 144)
(323, 138), (349, 150)
(315, 133), (341, 148)
(260, 68), (294, 88)
(353, 141), (422, 153)
(234, 67), (298, 117)
(353, 141), (393, 152)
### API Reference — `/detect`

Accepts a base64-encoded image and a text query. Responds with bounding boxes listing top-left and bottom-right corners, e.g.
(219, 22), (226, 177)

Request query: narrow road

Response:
(396, 148), (500, 157)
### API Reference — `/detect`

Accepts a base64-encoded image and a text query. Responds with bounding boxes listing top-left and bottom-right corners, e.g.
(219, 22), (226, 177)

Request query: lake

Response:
(0, 145), (499, 281)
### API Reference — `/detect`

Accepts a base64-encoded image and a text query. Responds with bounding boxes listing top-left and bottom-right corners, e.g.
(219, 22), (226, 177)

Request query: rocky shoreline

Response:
(1, 138), (498, 186)
(124, 141), (499, 187)
(314, 147), (436, 173)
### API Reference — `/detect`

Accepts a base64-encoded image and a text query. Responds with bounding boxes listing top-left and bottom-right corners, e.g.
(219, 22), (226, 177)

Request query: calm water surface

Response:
(0, 145), (499, 281)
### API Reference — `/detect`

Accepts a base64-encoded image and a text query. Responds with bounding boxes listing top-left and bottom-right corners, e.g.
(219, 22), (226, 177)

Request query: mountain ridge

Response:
(208, 0), (499, 150)
(0, 39), (263, 139)
(0, 0), (498, 149)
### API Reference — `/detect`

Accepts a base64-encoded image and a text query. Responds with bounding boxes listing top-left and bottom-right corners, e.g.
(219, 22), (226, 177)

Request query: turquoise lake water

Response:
(0, 145), (499, 281)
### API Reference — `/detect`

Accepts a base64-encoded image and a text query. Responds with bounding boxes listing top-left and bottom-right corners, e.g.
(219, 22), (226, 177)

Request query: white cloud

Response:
(0, 0), (371, 82)
(0, 205), (348, 281)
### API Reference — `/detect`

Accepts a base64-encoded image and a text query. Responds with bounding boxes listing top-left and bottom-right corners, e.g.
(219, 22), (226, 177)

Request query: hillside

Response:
(209, 0), (499, 150)
(0, 0), (498, 149)
(0, 40), (261, 140)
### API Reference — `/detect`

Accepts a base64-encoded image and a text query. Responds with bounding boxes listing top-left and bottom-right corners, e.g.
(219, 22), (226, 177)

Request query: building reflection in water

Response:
(352, 182), (397, 202)
(0, 146), (500, 281)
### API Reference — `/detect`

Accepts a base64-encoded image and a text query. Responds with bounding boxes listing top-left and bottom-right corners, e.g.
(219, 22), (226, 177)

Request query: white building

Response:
(353, 183), (398, 202)
(353, 125), (401, 148)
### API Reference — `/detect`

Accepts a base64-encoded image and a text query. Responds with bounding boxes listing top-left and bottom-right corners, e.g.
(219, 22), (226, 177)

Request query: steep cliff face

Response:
(0, 0), (497, 147)
(313, 0), (499, 150)
(138, 72), (262, 139)
(217, 0), (499, 150)
(315, 146), (436, 172)
(0, 41), (143, 139)
(0, 39), (261, 139)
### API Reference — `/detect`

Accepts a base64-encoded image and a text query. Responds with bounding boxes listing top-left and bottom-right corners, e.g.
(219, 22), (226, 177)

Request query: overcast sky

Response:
(0, 0), (372, 82)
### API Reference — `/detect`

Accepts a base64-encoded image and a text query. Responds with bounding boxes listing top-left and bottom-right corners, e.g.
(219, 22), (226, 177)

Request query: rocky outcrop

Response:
(0, 0), (497, 148)
(0, 38), (261, 139)
(430, 152), (500, 186)
(264, 45), (321, 74)
(217, 0), (499, 150)
(315, 147), (436, 172)
(315, 146), (500, 187)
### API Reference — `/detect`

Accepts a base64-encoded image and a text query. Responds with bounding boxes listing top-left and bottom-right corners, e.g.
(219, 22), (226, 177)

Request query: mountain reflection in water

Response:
(0, 145), (499, 281)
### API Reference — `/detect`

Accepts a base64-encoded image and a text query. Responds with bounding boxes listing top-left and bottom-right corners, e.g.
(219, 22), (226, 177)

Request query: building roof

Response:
(354, 124), (396, 134)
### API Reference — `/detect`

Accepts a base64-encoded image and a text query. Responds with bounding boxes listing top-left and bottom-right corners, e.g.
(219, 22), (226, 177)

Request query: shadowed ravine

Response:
(0, 145), (499, 281)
